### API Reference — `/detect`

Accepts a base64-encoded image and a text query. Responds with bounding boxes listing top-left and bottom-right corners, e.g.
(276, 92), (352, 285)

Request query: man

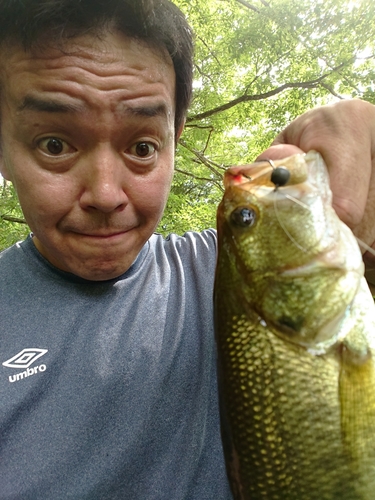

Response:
(0, 2), (231, 498)
(0, 1), (374, 499)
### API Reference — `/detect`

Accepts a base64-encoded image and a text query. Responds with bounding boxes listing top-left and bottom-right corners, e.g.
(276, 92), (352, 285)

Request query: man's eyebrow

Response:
(17, 95), (84, 113)
(17, 97), (170, 119)
(124, 104), (170, 119)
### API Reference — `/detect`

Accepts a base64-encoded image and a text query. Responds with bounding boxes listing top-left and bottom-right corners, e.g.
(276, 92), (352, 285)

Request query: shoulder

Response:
(150, 229), (217, 264)
(159, 228), (217, 251)
(144, 229), (218, 288)
(0, 239), (26, 267)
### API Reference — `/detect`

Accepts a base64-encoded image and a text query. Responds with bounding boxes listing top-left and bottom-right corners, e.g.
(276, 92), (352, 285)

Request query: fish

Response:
(214, 150), (375, 500)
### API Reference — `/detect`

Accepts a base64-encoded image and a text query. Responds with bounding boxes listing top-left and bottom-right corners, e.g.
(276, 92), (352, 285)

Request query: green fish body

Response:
(214, 151), (375, 500)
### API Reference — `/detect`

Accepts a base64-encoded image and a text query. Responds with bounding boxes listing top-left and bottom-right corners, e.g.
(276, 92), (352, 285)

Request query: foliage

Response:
(1, 0), (375, 249)
(0, 180), (29, 250)
(157, 0), (375, 235)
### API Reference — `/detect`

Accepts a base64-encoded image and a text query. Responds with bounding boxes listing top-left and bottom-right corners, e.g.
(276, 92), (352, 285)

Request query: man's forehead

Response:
(2, 30), (173, 65)
(0, 31), (174, 83)
(0, 32), (176, 119)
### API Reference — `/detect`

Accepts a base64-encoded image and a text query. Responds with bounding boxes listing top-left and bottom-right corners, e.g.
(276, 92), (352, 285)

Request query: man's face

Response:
(0, 32), (178, 280)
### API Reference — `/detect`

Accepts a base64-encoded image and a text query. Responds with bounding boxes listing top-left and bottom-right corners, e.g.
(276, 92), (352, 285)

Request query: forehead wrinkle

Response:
(1, 33), (177, 132)
(9, 38), (173, 90)
(11, 65), (175, 118)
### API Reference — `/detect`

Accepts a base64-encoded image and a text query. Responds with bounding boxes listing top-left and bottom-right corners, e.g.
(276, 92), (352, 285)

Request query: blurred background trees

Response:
(1, 0), (375, 249)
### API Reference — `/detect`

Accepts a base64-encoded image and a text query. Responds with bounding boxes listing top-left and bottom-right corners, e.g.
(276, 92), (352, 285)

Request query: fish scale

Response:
(214, 151), (375, 499)
(220, 314), (358, 499)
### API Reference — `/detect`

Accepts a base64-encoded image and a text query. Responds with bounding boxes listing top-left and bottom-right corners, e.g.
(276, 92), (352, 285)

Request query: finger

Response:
(272, 101), (374, 229)
(256, 144), (304, 161)
(353, 174), (375, 260)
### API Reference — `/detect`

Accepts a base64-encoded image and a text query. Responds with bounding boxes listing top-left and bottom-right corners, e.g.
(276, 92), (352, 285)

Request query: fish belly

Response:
(215, 278), (375, 500)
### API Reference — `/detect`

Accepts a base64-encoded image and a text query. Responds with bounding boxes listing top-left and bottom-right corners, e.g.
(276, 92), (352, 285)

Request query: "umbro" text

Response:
(8, 364), (47, 383)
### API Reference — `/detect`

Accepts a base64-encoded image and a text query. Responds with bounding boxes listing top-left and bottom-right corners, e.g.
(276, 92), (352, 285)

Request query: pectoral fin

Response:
(339, 330), (375, 489)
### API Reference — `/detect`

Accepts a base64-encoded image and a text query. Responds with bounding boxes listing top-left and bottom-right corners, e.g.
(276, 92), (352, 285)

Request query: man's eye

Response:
(130, 142), (156, 158)
(37, 137), (71, 155)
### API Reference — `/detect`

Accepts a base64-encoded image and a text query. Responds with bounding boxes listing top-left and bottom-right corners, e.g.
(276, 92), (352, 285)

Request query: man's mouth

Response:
(70, 229), (133, 242)
(80, 231), (128, 237)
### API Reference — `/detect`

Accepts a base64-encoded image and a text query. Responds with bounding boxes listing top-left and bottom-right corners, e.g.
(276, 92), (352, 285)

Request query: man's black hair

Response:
(0, 0), (194, 134)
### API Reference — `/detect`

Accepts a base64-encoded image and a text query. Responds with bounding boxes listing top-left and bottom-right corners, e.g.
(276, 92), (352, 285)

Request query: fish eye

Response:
(230, 207), (257, 227)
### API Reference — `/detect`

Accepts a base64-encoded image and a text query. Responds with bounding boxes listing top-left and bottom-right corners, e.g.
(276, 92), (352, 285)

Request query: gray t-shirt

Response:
(0, 231), (232, 500)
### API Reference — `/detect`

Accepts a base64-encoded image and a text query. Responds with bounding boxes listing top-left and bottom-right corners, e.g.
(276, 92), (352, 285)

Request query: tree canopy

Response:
(1, 0), (375, 249)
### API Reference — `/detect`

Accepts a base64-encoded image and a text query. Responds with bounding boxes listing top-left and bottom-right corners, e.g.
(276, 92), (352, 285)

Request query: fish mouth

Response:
(279, 226), (364, 277)
(224, 154), (309, 189)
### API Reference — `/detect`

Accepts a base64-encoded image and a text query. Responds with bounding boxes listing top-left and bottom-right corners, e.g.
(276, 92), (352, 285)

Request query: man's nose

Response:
(79, 147), (129, 213)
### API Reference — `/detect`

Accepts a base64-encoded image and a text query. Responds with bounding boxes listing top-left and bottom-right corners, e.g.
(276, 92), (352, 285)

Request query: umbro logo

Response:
(2, 348), (48, 383)
(3, 348), (48, 369)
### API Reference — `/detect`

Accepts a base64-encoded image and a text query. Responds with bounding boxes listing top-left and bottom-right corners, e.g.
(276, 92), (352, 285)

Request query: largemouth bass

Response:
(214, 151), (375, 500)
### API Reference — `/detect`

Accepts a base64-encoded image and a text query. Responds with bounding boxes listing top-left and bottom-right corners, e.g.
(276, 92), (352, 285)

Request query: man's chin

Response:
(63, 257), (136, 281)
(32, 234), (141, 280)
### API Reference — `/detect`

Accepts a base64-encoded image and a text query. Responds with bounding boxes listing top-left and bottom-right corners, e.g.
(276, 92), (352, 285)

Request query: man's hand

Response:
(257, 100), (375, 276)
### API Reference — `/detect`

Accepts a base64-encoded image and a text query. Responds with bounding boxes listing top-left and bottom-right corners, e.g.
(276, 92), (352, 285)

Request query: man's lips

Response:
(69, 229), (133, 240)
(62, 220), (140, 241)
(79, 231), (128, 237)
(65, 223), (137, 236)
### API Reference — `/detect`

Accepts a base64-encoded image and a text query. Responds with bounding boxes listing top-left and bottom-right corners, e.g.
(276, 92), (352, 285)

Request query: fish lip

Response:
(279, 261), (342, 277)
(278, 247), (364, 277)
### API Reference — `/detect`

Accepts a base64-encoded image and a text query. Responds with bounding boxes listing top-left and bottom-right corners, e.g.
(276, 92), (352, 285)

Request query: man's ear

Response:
(176, 119), (185, 143)
(0, 152), (12, 182)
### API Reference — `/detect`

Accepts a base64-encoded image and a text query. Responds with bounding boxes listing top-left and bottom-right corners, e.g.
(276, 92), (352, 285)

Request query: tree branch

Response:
(187, 59), (355, 123)
(202, 128), (214, 155)
(179, 139), (228, 175)
(1, 214), (28, 224)
(187, 80), (321, 122)
(196, 36), (222, 68)
(184, 124), (215, 130)
(174, 168), (222, 187)
(319, 83), (344, 100)
(235, 0), (260, 14)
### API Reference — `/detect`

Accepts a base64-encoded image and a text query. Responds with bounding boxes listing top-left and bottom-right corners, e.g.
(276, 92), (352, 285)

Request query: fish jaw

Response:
(224, 153), (309, 190)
